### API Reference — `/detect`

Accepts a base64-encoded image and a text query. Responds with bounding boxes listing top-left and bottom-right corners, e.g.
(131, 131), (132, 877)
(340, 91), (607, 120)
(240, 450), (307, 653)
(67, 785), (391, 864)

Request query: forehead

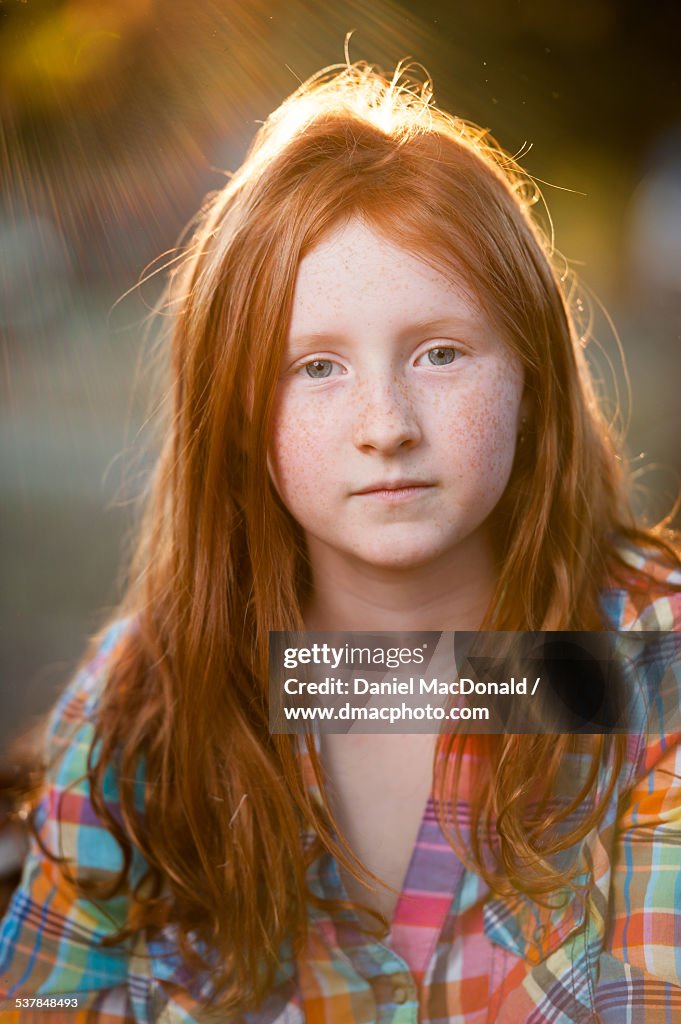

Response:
(289, 216), (488, 338)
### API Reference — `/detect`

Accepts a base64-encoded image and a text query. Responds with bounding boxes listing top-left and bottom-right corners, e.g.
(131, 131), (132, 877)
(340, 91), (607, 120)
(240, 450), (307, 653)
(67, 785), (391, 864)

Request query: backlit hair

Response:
(36, 62), (679, 1012)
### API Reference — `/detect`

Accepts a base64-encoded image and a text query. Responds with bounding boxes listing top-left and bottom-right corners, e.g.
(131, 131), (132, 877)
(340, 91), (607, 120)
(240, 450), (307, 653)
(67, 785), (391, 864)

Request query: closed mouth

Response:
(353, 481), (435, 496)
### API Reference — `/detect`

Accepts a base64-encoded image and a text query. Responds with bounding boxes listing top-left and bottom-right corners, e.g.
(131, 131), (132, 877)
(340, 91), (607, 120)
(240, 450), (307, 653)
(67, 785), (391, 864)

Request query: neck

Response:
(303, 531), (498, 632)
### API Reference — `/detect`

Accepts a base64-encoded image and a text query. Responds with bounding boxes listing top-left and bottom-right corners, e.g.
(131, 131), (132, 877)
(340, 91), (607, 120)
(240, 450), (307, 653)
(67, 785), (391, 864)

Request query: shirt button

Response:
(393, 985), (409, 1004)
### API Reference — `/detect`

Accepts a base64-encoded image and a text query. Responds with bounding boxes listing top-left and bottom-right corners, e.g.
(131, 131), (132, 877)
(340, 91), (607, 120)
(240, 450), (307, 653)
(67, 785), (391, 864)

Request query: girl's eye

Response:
(298, 358), (342, 379)
(414, 346), (460, 367)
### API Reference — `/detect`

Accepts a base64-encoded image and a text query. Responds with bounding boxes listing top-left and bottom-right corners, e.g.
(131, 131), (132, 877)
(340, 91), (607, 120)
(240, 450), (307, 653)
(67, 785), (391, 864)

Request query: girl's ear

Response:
(517, 391), (533, 446)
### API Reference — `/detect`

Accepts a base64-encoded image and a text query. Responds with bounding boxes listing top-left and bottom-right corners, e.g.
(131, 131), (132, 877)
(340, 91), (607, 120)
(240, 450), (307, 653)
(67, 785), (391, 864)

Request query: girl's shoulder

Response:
(37, 616), (144, 877)
(601, 541), (681, 633)
(600, 543), (681, 794)
(46, 617), (133, 752)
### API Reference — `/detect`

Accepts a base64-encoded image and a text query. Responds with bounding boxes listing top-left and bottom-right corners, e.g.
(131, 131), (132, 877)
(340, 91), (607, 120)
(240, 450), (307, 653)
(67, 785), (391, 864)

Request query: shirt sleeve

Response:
(597, 650), (681, 1021)
(0, 622), (151, 1023)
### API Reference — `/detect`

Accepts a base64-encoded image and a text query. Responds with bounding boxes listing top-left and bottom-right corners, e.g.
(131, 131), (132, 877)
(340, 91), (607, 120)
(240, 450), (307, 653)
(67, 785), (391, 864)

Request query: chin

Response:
(351, 541), (450, 572)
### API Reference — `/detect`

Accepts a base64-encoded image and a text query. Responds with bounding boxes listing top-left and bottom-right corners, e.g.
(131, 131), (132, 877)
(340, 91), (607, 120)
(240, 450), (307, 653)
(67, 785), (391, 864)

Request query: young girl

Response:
(2, 61), (680, 1023)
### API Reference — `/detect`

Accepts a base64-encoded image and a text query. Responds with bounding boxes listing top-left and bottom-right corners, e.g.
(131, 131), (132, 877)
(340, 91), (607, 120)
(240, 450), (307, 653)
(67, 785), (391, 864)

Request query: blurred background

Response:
(1, 0), (680, 756)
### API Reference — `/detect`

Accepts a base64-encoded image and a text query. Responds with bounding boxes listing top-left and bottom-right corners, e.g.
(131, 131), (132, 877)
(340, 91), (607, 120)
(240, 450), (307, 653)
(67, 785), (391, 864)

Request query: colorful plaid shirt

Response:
(1, 547), (681, 1023)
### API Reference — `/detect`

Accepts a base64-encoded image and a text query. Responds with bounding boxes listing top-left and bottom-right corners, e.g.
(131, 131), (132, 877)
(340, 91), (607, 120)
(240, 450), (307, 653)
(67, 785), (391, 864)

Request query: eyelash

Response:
(295, 345), (462, 379)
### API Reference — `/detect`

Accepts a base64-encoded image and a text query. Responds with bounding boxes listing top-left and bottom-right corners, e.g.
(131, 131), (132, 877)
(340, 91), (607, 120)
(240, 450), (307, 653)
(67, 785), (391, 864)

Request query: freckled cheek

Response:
(433, 374), (521, 487)
(268, 398), (343, 508)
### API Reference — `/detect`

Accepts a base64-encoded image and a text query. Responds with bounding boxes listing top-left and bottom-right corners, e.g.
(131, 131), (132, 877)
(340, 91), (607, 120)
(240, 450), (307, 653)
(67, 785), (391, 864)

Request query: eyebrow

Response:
(396, 316), (482, 340)
(283, 332), (345, 359)
(287, 315), (484, 350)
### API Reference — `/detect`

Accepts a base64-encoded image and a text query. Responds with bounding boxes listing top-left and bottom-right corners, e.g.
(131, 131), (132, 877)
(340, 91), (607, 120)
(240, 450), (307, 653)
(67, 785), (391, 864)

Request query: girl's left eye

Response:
(414, 346), (460, 367)
(298, 358), (343, 379)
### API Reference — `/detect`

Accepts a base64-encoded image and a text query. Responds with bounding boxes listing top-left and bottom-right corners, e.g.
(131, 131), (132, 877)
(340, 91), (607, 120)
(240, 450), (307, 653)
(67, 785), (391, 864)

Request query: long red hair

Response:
(35, 62), (680, 1011)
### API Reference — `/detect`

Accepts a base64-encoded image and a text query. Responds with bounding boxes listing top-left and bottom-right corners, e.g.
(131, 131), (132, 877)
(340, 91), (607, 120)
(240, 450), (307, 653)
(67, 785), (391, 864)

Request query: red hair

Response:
(34, 62), (680, 1012)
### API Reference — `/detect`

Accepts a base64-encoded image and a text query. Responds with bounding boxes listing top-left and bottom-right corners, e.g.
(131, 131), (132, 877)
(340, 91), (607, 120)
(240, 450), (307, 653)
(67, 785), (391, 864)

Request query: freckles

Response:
(270, 395), (342, 521)
(436, 366), (521, 490)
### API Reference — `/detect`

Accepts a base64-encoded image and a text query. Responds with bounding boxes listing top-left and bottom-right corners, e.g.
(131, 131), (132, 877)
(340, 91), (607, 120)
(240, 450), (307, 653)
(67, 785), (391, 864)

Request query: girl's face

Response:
(269, 217), (525, 575)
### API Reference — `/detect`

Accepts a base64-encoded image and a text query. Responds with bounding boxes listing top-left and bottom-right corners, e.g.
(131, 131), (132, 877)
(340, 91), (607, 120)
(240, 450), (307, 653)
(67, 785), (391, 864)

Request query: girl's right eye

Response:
(297, 358), (344, 379)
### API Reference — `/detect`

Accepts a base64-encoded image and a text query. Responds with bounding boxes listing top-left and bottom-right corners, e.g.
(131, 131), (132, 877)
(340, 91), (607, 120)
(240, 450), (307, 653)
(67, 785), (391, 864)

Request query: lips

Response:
(353, 479), (434, 495)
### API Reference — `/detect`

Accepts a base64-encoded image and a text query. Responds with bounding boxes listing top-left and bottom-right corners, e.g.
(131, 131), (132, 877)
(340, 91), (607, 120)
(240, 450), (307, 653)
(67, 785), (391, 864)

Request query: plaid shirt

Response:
(1, 547), (680, 1023)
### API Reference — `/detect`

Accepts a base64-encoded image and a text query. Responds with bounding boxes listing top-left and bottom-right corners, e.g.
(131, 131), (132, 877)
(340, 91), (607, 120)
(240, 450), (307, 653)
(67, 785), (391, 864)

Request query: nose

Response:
(351, 375), (422, 454)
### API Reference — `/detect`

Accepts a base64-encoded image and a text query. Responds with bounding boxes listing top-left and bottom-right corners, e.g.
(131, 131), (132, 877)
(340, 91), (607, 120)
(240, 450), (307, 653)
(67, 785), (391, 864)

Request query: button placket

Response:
(390, 973), (418, 1007)
(393, 984), (408, 1004)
